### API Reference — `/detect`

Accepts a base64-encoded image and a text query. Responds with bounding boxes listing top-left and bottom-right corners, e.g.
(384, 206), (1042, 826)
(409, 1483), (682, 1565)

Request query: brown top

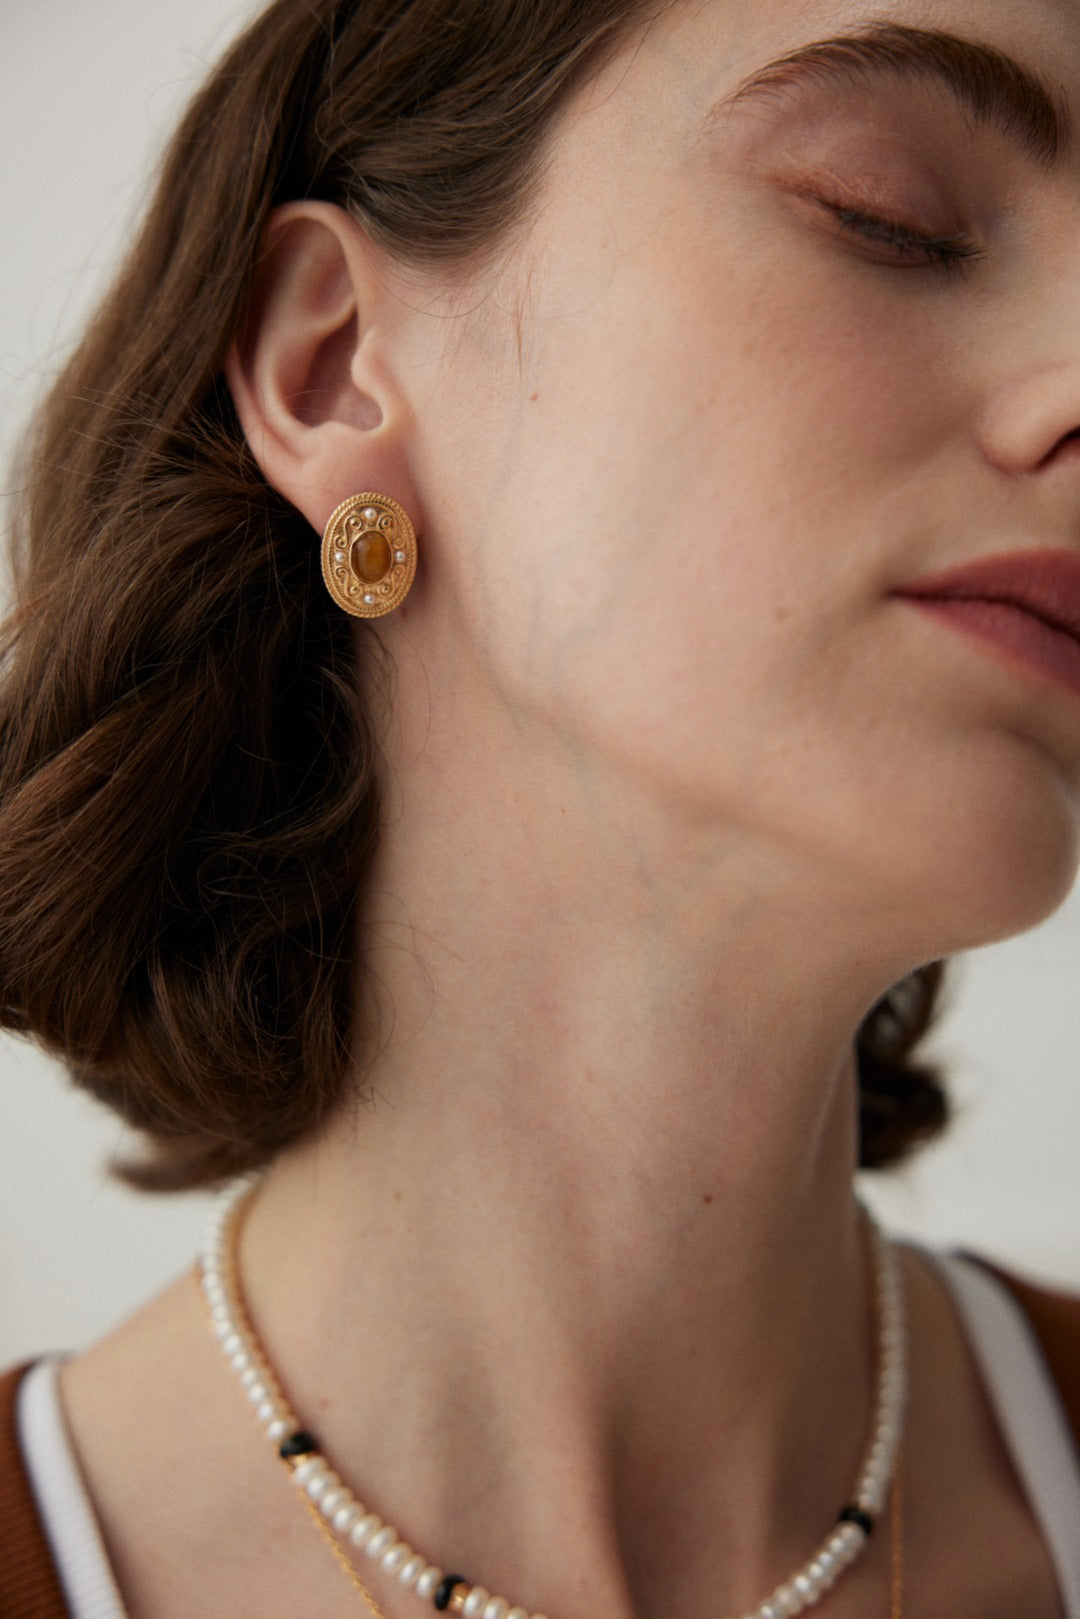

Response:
(2, 1267), (1079, 1619)
(0, 1361), (71, 1619)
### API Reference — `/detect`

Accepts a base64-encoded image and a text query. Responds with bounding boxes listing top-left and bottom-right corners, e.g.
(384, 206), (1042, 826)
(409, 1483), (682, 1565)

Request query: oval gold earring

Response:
(321, 492), (417, 618)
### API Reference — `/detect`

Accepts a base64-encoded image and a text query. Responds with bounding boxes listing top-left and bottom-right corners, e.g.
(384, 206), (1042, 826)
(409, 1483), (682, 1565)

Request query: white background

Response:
(2, 2), (1079, 1370)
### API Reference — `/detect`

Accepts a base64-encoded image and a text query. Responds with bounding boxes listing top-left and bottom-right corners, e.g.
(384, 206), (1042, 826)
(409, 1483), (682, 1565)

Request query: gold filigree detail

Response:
(321, 493), (417, 618)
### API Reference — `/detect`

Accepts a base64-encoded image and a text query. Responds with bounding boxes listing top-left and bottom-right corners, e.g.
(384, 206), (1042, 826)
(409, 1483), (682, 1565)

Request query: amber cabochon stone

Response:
(352, 530), (393, 583)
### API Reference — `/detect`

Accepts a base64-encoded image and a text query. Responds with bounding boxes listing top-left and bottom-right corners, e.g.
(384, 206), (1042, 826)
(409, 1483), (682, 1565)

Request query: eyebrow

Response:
(711, 22), (1071, 171)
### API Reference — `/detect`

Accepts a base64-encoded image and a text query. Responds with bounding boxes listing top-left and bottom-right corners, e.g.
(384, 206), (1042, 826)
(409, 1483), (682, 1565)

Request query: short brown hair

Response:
(0, 0), (947, 1190)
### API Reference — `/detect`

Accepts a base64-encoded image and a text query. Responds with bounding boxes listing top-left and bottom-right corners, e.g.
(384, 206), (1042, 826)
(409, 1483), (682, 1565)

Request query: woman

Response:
(2, 0), (1079, 1614)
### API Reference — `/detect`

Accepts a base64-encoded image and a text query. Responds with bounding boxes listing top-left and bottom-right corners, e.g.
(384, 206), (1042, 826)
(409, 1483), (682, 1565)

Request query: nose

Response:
(978, 359), (1080, 477)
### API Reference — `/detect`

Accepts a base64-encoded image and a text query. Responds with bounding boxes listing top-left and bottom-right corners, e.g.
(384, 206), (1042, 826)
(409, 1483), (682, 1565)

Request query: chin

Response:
(902, 783), (1080, 957)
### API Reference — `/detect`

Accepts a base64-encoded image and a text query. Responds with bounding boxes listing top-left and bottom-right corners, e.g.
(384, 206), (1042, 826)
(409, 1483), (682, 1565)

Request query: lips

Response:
(893, 548), (1080, 702)
(895, 549), (1080, 640)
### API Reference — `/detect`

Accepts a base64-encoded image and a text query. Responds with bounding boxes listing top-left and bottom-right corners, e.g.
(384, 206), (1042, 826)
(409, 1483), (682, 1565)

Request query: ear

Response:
(224, 200), (420, 536)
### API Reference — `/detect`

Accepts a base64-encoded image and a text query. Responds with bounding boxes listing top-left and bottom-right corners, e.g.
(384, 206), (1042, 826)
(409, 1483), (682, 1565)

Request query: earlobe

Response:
(224, 200), (415, 535)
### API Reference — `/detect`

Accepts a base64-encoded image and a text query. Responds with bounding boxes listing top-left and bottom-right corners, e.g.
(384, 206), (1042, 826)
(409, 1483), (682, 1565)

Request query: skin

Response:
(61, 0), (1080, 1615)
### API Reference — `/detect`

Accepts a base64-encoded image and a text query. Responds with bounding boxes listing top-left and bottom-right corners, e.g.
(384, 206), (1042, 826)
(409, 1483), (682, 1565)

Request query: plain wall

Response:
(2, 1), (1079, 1370)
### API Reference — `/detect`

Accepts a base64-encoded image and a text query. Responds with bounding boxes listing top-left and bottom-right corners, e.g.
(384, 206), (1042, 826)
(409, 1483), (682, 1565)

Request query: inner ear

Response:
(229, 205), (386, 439)
(225, 201), (421, 534)
(295, 312), (382, 430)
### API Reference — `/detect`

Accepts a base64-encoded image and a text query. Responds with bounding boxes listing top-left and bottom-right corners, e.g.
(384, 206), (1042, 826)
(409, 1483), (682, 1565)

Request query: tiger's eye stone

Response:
(351, 530), (393, 583)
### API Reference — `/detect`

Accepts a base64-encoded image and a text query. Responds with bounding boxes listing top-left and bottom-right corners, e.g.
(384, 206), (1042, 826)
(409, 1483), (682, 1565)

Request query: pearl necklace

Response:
(198, 1176), (906, 1619)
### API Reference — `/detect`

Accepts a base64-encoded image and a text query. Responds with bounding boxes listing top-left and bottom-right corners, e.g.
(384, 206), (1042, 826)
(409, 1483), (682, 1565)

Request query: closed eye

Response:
(820, 199), (985, 278)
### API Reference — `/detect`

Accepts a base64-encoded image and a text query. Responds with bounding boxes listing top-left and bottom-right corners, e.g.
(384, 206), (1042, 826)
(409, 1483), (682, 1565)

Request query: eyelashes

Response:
(818, 198), (986, 279)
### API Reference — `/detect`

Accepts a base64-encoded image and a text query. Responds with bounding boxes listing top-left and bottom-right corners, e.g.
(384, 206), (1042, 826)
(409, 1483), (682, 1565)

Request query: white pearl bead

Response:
(350, 1514), (383, 1549)
(416, 1566), (444, 1600)
(246, 1381), (268, 1406)
(483, 1599), (509, 1619)
(505, 1608), (528, 1619)
(365, 1525), (397, 1559)
(333, 1503), (360, 1534)
(463, 1587), (490, 1617)
(774, 1583), (801, 1615)
(292, 1457), (321, 1483)
(305, 1470), (336, 1501)
(267, 1418), (289, 1443)
(222, 1333), (243, 1359)
(382, 1541), (411, 1573)
(362, 508), (379, 523)
(399, 1555), (426, 1587)
(320, 1487), (346, 1517)
(238, 1365), (258, 1389)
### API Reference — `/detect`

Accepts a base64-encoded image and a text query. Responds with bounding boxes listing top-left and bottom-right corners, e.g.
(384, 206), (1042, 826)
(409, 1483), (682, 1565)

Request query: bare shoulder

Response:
(59, 1275), (345, 1619)
(60, 1270), (223, 1481)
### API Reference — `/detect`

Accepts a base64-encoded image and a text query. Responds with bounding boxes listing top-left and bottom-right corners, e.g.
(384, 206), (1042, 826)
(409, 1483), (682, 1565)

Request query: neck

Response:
(236, 727), (907, 1617)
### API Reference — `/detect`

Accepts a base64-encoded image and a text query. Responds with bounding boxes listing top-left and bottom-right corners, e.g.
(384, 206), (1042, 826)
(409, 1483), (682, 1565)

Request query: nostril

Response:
(1038, 425), (1080, 470)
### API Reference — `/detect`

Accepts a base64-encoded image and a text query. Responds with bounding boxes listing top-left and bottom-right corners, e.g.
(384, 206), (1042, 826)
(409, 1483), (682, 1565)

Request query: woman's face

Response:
(397, 0), (1080, 949)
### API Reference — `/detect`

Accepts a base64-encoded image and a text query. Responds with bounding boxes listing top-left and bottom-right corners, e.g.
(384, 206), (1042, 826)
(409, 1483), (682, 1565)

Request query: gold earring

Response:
(321, 492), (417, 618)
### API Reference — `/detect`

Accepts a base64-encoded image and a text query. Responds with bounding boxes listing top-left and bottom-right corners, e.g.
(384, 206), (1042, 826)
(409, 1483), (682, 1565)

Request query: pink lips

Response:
(893, 548), (1080, 702)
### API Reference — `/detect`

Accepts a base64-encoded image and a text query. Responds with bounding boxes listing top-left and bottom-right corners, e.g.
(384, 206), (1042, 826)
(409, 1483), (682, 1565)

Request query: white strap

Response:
(929, 1252), (1080, 1617)
(16, 1356), (129, 1619)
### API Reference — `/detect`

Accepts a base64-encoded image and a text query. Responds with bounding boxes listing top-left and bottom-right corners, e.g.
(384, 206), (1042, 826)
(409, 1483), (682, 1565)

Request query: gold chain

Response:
(196, 1210), (392, 1619)
(298, 1488), (392, 1619)
(890, 1449), (905, 1619)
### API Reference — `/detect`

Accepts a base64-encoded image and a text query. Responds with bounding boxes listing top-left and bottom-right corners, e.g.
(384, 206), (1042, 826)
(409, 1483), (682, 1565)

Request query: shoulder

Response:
(0, 1359), (71, 1617)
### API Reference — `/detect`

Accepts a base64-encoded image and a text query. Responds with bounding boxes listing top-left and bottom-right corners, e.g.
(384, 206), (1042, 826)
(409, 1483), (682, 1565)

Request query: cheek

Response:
(460, 241), (933, 695)
(410, 202), (1080, 943)
(422, 209), (971, 838)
